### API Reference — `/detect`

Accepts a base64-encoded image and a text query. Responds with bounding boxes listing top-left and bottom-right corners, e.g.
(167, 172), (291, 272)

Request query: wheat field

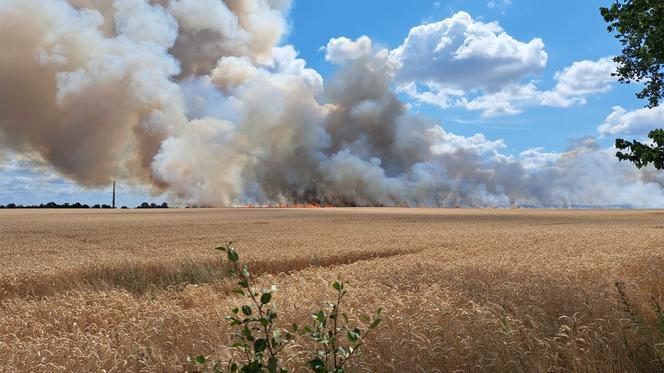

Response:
(0, 208), (663, 372)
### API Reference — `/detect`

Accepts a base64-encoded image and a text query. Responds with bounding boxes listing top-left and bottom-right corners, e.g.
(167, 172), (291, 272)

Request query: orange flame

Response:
(238, 203), (335, 208)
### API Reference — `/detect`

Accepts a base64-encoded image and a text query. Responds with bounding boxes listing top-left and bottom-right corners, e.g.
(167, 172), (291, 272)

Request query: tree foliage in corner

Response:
(615, 129), (664, 169)
(601, 0), (664, 170)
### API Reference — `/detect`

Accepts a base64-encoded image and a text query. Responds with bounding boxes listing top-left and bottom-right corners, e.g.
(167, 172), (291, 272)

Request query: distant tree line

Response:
(0, 201), (169, 209)
(135, 202), (169, 209)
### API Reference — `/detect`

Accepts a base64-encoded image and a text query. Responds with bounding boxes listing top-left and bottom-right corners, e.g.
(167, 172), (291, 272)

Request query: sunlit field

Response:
(1, 208), (663, 372)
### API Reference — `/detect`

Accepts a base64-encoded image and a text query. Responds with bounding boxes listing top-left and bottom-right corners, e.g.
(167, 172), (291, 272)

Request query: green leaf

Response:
(332, 281), (343, 291)
(226, 315), (241, 324)
(194, 355), (206, 365)
(267, 356), (279, 373)
(347, 329), (360, 342)
(228, 318), (241, 326)
(242, 305), (252, 316)
(243, 361), (262, 373)
(261, 292), (272, 304)
(307, 357), (326, 373)
(254, 338), (268, 353)
(238, 279), (249, 288)
(227, 248), (239, 262)
(215, 246), (226, 251)
(313, 310), (326, 324)
(232, 288), (245, 296)
(242, 326), (254, 340)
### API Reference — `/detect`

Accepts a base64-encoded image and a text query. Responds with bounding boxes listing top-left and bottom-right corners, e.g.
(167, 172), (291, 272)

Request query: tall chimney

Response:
(112, 180), (116, 209)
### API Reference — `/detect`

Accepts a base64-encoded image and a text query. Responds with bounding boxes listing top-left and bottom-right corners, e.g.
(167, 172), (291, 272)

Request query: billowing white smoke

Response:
(0, 0), (186, 186)
(0, 0), (662, 207)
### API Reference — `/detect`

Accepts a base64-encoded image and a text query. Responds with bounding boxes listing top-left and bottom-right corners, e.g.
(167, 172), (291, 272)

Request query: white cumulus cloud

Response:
(460, 82), (539, 117)
(403, 57), (618, 117)
(598, 105), (664, 137)
(381, 11), (617, 117)
(390, 11), (547, 92)
(539, 57), (617, 107)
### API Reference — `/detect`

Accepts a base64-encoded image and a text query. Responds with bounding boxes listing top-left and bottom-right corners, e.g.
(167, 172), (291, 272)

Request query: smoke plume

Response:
(0, 0), (663, 207)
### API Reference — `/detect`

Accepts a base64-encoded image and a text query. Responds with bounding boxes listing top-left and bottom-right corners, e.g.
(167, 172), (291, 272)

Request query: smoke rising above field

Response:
(1, 0), (663, 207)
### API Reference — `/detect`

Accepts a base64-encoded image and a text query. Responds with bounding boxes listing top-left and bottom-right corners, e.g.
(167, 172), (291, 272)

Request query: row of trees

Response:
(0, 202), (169, 209)
(136, 202), (169, 209)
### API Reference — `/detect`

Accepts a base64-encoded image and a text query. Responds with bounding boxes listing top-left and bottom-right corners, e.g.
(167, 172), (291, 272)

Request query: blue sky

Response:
(287, 0), (642, 152)
(0, 0), (661, 208)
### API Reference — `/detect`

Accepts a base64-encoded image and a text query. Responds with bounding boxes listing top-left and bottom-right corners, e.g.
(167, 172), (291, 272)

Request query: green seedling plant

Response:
(304, 281), (382, 373)
(192, 243), (382, 373)
(193, 242), (296, 373)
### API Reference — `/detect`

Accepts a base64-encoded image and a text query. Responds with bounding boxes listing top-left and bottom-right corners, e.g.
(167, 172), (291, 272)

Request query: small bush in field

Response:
(191, 242), (382, 373)
(304, 280), (382, 373)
